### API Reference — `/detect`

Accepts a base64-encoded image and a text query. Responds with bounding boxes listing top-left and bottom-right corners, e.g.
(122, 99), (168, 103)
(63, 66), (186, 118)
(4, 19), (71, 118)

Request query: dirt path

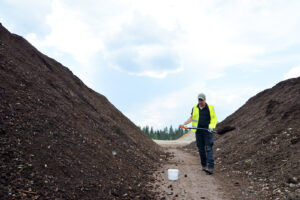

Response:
(153, 131), (196, 146)
(152, 136), (231, 200)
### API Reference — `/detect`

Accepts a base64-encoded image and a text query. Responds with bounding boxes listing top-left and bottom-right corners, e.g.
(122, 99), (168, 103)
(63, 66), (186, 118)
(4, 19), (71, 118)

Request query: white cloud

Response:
(44, 0), (104, 64)
(24, 0), (300, 81)
(12, 0), (299, 128)
(284, 66), (300, 80)
(25, 0), (107, 86)
(128, 67), (184, 79)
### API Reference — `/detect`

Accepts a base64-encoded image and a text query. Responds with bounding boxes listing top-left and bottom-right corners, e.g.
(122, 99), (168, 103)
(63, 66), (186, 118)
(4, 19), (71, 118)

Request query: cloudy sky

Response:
(1, 0), (300, 129)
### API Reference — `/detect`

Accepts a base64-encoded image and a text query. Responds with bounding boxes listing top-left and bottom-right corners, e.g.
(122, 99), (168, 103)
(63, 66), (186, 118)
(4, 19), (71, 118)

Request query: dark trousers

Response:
(195, 130), (214, 169)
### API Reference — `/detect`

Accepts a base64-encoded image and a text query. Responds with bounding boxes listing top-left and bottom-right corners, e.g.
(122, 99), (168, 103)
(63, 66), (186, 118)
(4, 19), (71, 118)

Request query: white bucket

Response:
(168, 169), (179, 180)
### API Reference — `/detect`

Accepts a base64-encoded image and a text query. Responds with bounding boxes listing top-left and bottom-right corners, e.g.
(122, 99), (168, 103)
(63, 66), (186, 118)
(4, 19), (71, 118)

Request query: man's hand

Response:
(208, 128), (214, 133)
(179, 125), (188, 129)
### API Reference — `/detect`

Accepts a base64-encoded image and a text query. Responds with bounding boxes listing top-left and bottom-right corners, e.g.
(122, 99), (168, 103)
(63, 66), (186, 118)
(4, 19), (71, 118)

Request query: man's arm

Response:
(184, 115), (192, 125)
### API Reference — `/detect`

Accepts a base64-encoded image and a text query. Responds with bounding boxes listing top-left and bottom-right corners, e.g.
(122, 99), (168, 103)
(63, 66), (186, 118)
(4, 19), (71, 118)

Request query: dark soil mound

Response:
(215, 77), (300, 199)
(185, 77), (300, 199)
(0, 23), (164, 199)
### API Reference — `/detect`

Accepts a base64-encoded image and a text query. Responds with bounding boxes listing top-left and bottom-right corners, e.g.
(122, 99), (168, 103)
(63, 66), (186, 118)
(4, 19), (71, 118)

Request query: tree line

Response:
(139, 125), (188, 140)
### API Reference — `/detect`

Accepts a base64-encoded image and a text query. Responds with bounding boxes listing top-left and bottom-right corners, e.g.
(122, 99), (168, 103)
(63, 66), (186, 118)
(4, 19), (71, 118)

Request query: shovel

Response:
(179, 125), (217, 134)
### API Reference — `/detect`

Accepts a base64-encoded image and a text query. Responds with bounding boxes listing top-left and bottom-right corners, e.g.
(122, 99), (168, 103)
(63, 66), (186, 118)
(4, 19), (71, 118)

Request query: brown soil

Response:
(186, 77), (300, 199)
(0, 23), (166, 199)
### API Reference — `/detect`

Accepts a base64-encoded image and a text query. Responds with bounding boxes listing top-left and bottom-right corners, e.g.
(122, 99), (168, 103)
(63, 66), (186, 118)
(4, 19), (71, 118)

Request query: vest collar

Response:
(197, 103), (208, 109)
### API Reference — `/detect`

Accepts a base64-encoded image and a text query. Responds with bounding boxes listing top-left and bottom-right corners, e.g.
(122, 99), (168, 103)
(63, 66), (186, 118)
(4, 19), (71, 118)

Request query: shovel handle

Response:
(179, 125), (217, 133)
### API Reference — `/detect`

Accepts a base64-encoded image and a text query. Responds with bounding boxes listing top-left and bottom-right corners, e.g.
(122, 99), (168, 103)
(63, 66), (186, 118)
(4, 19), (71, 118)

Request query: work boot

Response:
(202, 166), (207, 171)
(205, 168), (213, 175)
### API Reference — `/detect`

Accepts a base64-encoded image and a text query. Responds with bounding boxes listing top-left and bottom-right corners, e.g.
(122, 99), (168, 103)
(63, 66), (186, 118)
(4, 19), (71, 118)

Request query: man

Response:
(183, 93), (217, 174)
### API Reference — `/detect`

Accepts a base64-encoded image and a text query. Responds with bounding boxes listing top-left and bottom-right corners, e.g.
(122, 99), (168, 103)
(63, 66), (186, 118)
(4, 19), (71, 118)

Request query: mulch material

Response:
(0, 23), (166, 199)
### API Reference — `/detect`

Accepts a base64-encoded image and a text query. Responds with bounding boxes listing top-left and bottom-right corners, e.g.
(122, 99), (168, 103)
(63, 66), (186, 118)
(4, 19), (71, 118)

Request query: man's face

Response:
(198, 98), (206, 107)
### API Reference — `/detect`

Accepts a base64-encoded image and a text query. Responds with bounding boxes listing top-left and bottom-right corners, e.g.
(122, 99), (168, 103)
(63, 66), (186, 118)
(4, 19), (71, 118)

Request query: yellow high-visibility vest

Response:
(191, 104), (217, 133)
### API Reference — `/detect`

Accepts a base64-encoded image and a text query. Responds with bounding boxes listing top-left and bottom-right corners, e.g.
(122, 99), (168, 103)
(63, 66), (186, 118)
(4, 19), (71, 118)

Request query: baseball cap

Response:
(198, 93), (206, 100)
